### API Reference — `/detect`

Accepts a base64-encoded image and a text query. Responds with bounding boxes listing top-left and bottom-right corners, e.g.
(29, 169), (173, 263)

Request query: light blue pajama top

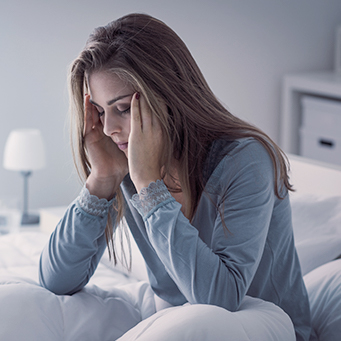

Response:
(39, 137), (311, 341)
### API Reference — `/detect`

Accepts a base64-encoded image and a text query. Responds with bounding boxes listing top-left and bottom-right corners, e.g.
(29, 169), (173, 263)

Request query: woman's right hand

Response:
(83, 94), (128, 199)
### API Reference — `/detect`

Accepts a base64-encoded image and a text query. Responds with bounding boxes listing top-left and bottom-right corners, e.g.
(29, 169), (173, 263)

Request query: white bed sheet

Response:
(0, 232), (295, 341)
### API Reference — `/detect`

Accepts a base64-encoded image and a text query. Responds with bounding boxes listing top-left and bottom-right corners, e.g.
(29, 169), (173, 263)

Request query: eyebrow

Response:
(89, 94), (133, 107)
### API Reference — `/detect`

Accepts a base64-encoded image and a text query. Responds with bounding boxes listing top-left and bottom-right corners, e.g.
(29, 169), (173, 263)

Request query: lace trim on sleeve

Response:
(77, 185), (116, 217)
(130, 180), (174, 218)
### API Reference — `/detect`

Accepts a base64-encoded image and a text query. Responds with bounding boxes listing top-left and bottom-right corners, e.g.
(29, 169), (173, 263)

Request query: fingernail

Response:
(135, 92), (140, 100)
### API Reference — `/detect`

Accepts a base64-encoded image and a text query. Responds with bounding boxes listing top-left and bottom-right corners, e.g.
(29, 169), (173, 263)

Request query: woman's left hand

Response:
(128, 92), (165, 193)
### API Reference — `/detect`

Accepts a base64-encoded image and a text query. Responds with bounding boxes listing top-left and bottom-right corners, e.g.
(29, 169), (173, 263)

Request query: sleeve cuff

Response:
(130, 180), (174, 218)
(77, 185), (116, 217)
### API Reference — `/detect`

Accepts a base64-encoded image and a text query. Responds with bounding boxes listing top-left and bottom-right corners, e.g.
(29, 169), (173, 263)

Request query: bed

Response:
(0, 154), (340, 340)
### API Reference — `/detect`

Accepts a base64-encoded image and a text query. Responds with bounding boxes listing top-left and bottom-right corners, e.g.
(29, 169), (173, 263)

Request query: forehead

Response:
(88, 71), (133, 100)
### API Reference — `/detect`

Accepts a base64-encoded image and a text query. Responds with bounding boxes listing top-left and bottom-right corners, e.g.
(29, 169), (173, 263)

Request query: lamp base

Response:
(0, 215), (7, 226)
(21, 213), (40, 225)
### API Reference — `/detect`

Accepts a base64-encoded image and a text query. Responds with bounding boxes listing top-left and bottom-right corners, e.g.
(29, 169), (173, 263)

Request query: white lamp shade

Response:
(3, 129), (46, 171)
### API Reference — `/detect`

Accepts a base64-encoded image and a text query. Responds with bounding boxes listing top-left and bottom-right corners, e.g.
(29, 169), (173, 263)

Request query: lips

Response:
(117, 142), (128, 151)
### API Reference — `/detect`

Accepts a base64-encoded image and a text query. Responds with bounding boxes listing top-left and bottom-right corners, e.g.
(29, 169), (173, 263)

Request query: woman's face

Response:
(88, 70), (135, 156)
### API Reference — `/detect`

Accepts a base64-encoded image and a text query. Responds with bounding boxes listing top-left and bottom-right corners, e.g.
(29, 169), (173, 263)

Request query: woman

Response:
(39, 13), (311, 340)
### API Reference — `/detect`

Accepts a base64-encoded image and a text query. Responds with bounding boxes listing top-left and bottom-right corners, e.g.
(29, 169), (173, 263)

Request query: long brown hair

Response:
(68, 13), (292, 261)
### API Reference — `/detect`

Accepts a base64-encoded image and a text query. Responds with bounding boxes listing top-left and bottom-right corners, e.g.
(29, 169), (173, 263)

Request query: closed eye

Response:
(117, 107), (130, 115)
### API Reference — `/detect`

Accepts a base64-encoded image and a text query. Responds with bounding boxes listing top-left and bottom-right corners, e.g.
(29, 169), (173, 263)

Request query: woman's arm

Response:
(39, 92), (129, 295)
(39, 186), (115, 295)
(130, 140), (276, 311)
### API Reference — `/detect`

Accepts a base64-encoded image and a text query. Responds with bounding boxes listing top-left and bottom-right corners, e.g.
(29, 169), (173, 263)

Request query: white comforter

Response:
(0, 193), (340, 340)
(0, 232), (155, 341)
(0, 232), (295, 341)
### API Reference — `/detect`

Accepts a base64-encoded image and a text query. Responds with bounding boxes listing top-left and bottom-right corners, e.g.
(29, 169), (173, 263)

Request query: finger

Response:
(139, 93), (153, 131)
(83, 94), (94, 135)
(130, 92), (142, 134)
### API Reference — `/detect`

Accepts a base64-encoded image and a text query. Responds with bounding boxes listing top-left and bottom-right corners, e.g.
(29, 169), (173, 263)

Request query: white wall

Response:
(1, 0), (341, 210)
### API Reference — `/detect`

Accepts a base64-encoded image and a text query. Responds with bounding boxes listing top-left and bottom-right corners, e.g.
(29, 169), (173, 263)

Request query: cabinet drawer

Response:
(301, 96), (341, 137)
(300, 128), (341, 165)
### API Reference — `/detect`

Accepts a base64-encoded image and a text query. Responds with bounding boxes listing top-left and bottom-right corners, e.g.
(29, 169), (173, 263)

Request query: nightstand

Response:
(280, 71), (341, 160)
(0, 209), (40, 235)
(0, 206), (67, 236)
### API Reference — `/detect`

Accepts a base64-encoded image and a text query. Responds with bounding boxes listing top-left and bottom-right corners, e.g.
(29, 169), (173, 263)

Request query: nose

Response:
(102, 114), (121, 137)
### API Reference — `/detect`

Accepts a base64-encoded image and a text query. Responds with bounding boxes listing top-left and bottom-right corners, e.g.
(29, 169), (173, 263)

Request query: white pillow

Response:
(290, 194), (341, 275)
(304, 259), (341, 341)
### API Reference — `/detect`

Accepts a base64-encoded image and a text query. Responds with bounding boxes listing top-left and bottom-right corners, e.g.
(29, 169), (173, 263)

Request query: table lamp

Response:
(3, 129), (46, 225)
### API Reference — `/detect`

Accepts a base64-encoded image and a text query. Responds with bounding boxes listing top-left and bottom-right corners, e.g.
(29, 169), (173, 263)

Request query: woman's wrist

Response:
(78, 185), (116, 218)
(131, 170), (162, 194)
(130, 180), (174, 218)
(135, 178), (161, 194)
(86, 173), (121, 200)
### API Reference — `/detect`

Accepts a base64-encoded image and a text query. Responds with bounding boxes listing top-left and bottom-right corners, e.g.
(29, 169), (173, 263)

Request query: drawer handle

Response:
(319, 139), (334, 148)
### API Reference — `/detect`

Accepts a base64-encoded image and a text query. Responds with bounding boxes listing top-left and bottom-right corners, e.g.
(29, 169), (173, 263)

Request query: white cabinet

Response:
(300, 96), (341, 165)
(280, 72), (341, 162)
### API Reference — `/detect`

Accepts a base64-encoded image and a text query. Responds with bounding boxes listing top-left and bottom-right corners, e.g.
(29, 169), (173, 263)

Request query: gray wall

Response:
(1, 0), (341, 210)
